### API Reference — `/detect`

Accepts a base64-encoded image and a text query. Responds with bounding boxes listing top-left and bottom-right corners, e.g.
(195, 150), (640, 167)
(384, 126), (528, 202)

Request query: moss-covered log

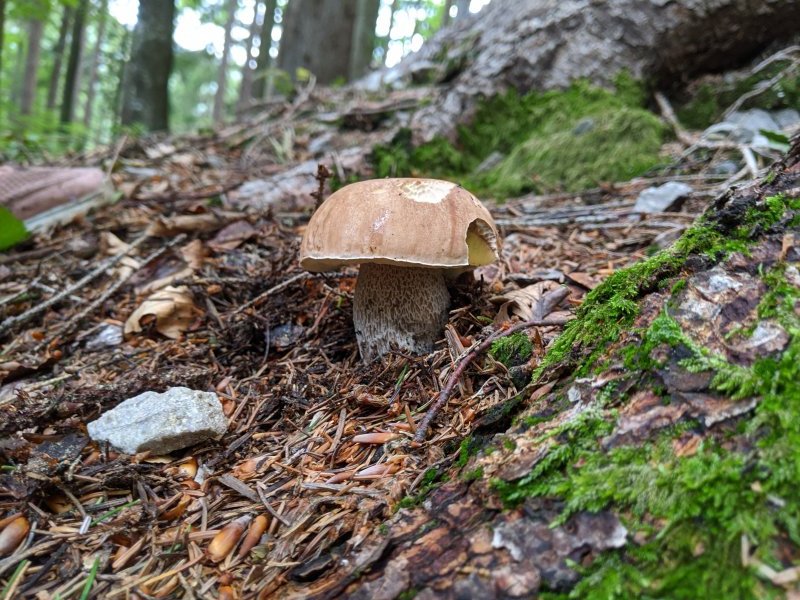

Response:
(276, 140), (800, 599)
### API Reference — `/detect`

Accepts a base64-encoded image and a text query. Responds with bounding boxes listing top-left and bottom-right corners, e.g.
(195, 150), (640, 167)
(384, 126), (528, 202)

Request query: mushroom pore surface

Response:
(353, 263), (450, 360)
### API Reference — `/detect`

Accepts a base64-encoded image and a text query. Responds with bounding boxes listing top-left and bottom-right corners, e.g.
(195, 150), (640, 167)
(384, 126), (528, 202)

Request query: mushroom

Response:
(299, 178), (499, 360)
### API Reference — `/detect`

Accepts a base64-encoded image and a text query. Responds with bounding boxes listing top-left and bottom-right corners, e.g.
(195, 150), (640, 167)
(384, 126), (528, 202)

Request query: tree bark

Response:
(365, 0), (800, 144)
(47, 4), (73, 111)
(21, 17), (45, 116)
(83, 0), (109, 128)
(0, 0), (6, 100)
(278, 0), (359, 85)
(236, 0), (262, 114)
(121, 0), (175, 132)
(213, 0), (238, 124)
(60, 0), (88, 124)
(348, 0), (380, 81)
(251, 0), (276, 100)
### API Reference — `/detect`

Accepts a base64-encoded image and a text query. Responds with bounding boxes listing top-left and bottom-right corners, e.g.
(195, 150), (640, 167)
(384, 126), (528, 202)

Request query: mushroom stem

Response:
(353, 263), (450, 360)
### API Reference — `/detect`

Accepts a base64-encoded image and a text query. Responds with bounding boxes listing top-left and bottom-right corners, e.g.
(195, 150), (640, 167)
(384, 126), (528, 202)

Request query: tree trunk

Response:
(47, 4), (73, 111)
(213, 0), (238, 124)
(83, 0), (109, 128)
(60, 0), (88, 125)
(21, 17), (45, 116)
(454, 0), (469, 19)
(369, 0), (800, 144)
(348, 0), (380, 81)
(112, 27), (131, 130)
(251, 0), (277, 100)
(121, 0), (175, 132)
(0, 0), (6, 100)
(236, 0), (262, 114)
(278, 0), (359, 85)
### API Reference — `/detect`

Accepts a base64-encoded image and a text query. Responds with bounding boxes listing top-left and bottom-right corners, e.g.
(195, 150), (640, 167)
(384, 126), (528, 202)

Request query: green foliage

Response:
(371, 76), (666, 199)
(489, 332), (533, 367)
(0, 206), (29, 251)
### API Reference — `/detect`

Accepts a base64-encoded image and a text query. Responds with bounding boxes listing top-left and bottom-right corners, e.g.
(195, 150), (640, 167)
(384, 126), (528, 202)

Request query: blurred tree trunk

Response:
(113, 27), (131, 130)
(0, 0), (6, 99)
(83, 0), (109, 128)
(121, 0), (175, 132)
(21, 16), (45, 115)
(441, 0), (454, 27)
(47, 4), (73, 111)
(60, 0), (88, 124)
(348, 0), (379, 80)
(213, 0), (238, 124)
(237, 0), (262, 114)
(278, 0), (360, 85)
(251, 0), (276, 100)
(454, 0), (470, 19)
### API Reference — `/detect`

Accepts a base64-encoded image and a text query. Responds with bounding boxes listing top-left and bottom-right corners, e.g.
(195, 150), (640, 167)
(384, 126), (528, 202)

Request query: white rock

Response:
(87, 387), (227, 455)
(633, 181), (693, 213)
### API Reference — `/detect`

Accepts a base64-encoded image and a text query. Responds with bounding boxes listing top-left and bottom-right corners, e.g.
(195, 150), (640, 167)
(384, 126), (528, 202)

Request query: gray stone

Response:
(773, 108), (800, 130)
(728, 109), (781, 136)
(633, 181), (693, 213)
(87, 387), (227, 455)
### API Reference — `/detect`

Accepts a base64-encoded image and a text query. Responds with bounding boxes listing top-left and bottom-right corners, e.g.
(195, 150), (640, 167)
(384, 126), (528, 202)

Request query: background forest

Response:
(0, 0), (487, 158)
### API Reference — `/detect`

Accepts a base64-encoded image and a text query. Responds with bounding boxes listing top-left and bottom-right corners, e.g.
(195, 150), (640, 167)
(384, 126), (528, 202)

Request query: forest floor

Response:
(0, 74), (798, 598)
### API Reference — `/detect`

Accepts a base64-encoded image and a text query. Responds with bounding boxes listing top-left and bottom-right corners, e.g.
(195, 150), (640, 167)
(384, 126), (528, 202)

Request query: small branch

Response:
(655, 91), (695, 146)
(310, 164), (332, 210)
(0, 231), (150, 338)
(228, 272), (309, 316)
(413, 317), (570, 443)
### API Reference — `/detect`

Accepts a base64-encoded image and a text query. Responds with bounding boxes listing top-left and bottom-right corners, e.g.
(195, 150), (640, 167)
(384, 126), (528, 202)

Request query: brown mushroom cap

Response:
(299, 178), (498, 272)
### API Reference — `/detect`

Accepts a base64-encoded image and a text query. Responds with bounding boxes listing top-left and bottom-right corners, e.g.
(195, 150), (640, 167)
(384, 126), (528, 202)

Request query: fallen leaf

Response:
(208, 220), (257, 251)
(147, 211), (240, 236)
(124, 285), (198, 339)
(490, 281), (565, 321)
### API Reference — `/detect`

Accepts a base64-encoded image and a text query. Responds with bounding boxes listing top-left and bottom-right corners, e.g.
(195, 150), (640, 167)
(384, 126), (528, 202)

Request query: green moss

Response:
(462, 467), (484, 482)
(455, 437), (481, 468)
(484, 107), (666, 196)
(371, 77), (666, 199)
(493, 195), (800, 598)
(395, 468), (448, 512)
(490, 331), (533, 367)
(397, 589), (419, 600)
(532, 194), (797, 380)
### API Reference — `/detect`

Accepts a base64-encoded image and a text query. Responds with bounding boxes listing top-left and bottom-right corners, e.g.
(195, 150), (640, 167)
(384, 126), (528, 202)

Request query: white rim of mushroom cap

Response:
(299, 178), (499, 272)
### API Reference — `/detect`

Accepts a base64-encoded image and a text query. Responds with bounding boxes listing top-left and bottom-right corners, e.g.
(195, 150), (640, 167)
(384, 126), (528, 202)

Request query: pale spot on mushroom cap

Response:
(401, 180), (456, 204)
(372, 209), (390, 232)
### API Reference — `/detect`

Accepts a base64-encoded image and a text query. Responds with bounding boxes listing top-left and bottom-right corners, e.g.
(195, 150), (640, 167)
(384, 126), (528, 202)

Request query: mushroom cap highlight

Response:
(299, 178), (499, 272)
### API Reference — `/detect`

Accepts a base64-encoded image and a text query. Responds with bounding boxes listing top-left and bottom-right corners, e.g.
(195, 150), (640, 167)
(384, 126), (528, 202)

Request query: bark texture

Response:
(21, 18), (44, 115)
(278, 0), (359, 84)
(46, 5), (72, 111)
(60, 0), (88, 124)
(363, 0), (800, 143)
(83, 0), (109, 128)
(121, 0), (175, 132)
(275, 138), (800, 599)
(213, 0), (237, 124)
(251, 0), (277, 100)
